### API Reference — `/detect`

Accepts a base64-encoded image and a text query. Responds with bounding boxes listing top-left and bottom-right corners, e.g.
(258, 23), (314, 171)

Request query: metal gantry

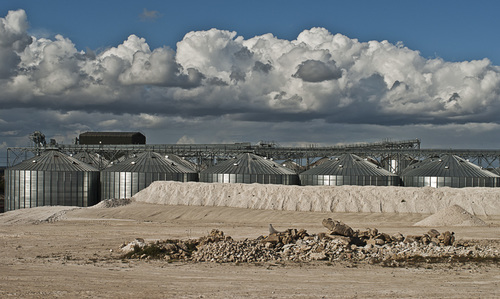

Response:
(6, 138), (500, 174)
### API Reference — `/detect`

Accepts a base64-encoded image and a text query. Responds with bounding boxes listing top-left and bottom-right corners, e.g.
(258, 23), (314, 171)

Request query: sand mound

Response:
(91, 198), (133, 208)
(0, 206), (80, 225)
(414, 205), (488, 227)
(132, 181), (500, 216)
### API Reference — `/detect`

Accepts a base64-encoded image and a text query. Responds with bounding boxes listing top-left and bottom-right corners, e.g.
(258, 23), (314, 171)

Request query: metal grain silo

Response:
(5, 150), (100, 211)
(200, 153), (299, 185)
(299, 154), (401, 186)
(401, 154), (500, 188)
(100, 151), (198, 200)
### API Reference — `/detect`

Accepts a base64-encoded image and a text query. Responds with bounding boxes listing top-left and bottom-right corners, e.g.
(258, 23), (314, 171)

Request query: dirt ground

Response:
(1, 202), (499, 298)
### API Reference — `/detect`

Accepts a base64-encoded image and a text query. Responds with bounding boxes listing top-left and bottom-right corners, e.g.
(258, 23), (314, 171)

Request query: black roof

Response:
(79, 132), (144, 137)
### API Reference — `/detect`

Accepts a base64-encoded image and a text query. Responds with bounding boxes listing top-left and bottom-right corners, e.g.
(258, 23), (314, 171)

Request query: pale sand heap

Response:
(0, 206), (79, 225)
(414, 205), (488, 227)
(133, 181), (500, 216)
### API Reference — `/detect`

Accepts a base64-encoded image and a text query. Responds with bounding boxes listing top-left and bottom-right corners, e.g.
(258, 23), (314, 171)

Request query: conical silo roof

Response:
(8, 150), (99, 172)
(202, 153), (296, 175)
(164, 154), (197, 171)
(72, 152), (108, 169)
(401, 155), (499, 178)
(302, 154), (396, 177)
(102, 151), (196, 173)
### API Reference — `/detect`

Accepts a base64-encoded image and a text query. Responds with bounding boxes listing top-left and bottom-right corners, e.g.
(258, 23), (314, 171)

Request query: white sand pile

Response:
(414, 205), (488, 227)
(0, 206), (79, 225)
(132, 181), (500, 216)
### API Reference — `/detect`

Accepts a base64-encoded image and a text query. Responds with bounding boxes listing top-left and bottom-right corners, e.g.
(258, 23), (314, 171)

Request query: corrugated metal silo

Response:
(299, 154), (401, 186)
(401, 154), (500, 188)
(5, 150), (100, 211)
(200, 153), (299, 185)
(100, 151), (198, 199)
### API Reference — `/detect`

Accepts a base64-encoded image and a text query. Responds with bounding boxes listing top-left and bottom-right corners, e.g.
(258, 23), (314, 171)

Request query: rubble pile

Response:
(120, 219), (500, 266)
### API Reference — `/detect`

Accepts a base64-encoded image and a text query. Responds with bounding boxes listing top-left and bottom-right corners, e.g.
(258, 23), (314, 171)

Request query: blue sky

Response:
(1, 1), (500, 166)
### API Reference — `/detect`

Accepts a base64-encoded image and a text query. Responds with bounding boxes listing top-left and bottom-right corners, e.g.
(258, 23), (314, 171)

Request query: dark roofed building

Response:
(79, 132), (146, 145)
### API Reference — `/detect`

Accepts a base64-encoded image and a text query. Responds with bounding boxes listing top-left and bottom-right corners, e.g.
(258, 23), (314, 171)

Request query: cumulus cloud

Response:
(1, 9), (500, 152)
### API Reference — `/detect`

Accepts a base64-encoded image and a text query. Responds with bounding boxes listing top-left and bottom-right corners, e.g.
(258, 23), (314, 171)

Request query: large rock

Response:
(322, 218), (355, 237)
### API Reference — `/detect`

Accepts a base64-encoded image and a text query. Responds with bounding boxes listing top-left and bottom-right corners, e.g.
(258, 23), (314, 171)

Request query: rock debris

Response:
(120, 219), (500, 267)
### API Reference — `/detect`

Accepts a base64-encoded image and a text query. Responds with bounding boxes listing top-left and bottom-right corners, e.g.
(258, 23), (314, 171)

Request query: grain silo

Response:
(200, 153), (299, 185)
(5, 150), (100, 211)
(401, 154), (500, 188)
(100, 151), (198, 199)
(299, 153), (401, 186)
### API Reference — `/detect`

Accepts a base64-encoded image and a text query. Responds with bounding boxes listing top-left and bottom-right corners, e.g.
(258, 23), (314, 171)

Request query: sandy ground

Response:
(1, 200), (499, 298)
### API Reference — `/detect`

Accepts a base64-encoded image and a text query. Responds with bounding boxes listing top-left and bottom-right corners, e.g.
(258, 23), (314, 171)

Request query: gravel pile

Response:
(120, 220), (500, 267)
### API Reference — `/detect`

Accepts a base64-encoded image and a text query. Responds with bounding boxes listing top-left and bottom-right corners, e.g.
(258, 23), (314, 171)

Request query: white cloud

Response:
(1, 10), (500, 152)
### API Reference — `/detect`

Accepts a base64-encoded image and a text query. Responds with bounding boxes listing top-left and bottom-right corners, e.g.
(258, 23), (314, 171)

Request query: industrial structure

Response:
(299, 154), (400, 186)
(4, 132), (500, 211)
(199, 153), (299, 185)
(5, 150), (100, 211)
